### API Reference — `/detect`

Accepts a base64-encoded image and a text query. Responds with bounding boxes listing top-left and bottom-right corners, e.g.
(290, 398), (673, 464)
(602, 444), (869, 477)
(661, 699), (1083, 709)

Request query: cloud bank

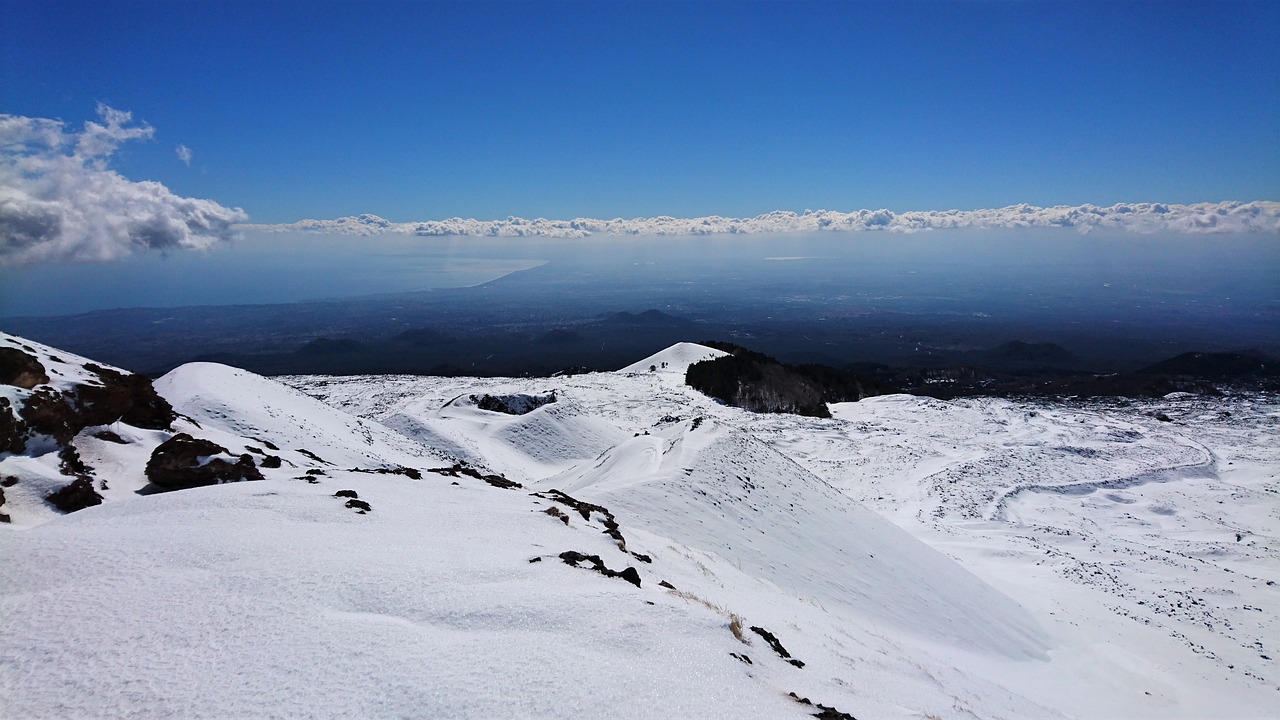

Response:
(0, 105), (246, 266)
(251, 201), (1280, 239)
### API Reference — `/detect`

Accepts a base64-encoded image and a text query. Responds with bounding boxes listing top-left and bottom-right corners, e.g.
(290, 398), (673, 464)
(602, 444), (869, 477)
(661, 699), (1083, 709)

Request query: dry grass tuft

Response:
(665, 588), (750, 645)
(728, 613), (745, 643)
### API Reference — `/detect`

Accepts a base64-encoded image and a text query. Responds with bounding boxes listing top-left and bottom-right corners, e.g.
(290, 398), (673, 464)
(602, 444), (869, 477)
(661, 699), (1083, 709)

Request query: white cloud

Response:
(0, 104), (246, 266)
(175, 144), (192, 166)
(250, 201), (1280, 239)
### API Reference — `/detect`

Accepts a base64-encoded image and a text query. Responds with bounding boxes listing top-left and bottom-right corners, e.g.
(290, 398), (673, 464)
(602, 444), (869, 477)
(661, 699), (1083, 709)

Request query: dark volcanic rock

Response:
(78, 364), (175, 430)
(471, 392), (557, 415)
(686, 348), (833, 418)
(0, 347), (49, 388)
(46, 477), (103, 513)
(557, 550), (641, 587)
(0, 397), (25, 454)
(13, 365), (174, 447)
(146, 433), (264, 490)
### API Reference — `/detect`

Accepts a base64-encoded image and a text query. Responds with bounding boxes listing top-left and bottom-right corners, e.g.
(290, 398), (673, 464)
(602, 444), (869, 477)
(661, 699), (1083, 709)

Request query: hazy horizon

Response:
(2, 0), (1277, 366)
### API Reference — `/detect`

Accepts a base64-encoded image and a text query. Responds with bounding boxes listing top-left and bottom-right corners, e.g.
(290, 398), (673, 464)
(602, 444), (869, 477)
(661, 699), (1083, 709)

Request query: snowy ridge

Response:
(616, 341), (728, 375)
(245, 200), (1280, 237)
(155, 362), (446, 469)
(540, 416), (1051, 659)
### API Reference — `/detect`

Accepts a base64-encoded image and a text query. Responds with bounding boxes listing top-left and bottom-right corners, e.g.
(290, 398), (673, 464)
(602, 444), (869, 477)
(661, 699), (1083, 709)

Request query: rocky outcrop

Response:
(3, 364), (174, 454)
(78, 364), (175, 431)
(0, 397), (25, 454)
(0, 348), (50, 389)
(145, 433), (264, 490)
(471, 392), (556, 415)
(686, 348), (833, 418)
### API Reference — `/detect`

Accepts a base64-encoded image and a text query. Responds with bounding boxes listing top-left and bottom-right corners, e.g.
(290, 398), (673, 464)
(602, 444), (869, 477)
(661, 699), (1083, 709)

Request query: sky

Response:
(5, 0), (1278, 227)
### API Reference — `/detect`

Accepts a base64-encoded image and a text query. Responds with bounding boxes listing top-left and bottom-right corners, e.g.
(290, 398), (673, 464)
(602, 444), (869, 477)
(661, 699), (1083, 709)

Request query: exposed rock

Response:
(0, 397), (25, 454)
(92, 430), (128, 444)
(45, 477), (103, 513)
(788, 693), (857, 720)
(58, 445), (92, 478)
(750, 625), (801, 666)
(145, 433), (264, 491)
(334, 490), (359, 499)
(296, 448), (329, 464)
(0, 347), (49, 388)
(427, 463), (522, 489)
(345, 499), (372, 513)
(347, 466), (422, 479)
(7, 365), (174, 454)
(686, 348), (835, 418)
(557, 550), (641, 587)
(471, 392), (557, 415)
(535, 489), (629, 551)
(79, 363), (175, 430)
(260, 455), (282, 468)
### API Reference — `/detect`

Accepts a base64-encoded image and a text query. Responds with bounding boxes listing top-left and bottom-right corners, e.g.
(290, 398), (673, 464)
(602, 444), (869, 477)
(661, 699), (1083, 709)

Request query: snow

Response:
(616, 342), (728, 375)
(0, 474), (804, 719)
(3, 338), (1278, 718)
(154, 362), (446, 469)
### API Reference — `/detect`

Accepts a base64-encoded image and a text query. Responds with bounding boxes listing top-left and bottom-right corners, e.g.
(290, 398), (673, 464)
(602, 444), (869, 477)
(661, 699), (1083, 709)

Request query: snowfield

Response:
(2, 336), (1277, 719)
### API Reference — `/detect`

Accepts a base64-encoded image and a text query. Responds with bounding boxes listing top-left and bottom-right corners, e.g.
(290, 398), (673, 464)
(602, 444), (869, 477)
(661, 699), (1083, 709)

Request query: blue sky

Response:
(4, 0), (1278, 223)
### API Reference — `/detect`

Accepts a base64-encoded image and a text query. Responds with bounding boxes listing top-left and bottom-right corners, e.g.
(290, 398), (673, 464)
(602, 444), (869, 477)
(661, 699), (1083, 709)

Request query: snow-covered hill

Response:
(2, 334), (1276, 718)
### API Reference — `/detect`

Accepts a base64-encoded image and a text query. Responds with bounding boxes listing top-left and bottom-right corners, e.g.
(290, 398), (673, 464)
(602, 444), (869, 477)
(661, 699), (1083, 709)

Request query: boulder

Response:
(45, 478), (103, 513)
(146, 433), (264, 490)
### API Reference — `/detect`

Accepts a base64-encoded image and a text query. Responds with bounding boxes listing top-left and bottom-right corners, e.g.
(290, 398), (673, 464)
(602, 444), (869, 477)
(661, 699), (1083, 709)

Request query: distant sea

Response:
(0, 232), (547, 317)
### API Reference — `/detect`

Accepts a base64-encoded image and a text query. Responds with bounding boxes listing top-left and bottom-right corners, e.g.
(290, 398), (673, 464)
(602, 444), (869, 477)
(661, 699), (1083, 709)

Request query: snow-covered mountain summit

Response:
(2, 334), (1276, 718)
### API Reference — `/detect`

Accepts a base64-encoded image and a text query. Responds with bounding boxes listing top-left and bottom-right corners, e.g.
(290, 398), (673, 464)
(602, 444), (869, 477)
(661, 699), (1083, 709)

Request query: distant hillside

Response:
(1137, 351), (1276, 379)
(600, 309), (693, 326)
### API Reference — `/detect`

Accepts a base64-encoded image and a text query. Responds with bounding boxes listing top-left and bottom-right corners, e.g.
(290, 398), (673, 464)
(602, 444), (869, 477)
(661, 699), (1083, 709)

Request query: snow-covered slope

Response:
(542, 416), (1049, 659)
(0, 469), (807, 719)
(616, 341), (728, 375)
(286, 351), (1279, 719)
(155, 362), (445, 469)
(3, 336), (1277, 719)
(379, 384), (628, 483)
